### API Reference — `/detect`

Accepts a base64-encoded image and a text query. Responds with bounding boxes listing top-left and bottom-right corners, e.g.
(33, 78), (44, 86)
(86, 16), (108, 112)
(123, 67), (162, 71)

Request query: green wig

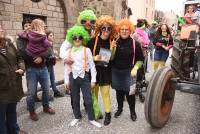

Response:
(77, 9), (97, 25)
(66, 25), (90, 46)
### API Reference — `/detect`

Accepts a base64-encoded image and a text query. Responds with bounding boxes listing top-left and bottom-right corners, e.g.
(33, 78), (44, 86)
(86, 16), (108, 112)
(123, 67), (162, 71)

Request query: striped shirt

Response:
(0, 48), (6, 55)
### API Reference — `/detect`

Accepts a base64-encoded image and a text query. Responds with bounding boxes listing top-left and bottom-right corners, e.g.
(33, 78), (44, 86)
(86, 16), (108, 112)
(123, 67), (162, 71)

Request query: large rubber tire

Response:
(145, 67), (175, 128)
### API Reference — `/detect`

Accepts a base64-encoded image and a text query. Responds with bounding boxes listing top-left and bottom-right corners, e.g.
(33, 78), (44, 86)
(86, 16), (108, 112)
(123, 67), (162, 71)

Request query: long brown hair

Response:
(155, 24), (172, 38)
(46, 30), (53, 37)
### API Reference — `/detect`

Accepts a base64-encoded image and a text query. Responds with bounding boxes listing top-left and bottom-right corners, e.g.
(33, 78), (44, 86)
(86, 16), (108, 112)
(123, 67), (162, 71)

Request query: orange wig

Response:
(95, 15), (117, 40)
(117, 19), (135, 33)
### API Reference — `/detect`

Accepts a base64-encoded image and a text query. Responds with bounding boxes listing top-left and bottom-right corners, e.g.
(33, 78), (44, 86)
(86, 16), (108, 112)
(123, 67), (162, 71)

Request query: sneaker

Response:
(114, 109), (123, 118)
(89, 120), (102, 128)
(29, 111), (39, 121)
(70, 119), (80, 126)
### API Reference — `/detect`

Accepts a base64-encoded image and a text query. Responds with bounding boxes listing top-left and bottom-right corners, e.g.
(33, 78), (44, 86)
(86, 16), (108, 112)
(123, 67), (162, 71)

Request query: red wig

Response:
(117, 19), (135, 33)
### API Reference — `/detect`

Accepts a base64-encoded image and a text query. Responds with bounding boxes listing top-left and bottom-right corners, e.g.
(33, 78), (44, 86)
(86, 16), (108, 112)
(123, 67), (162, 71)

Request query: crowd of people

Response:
(184, 4), (200, 25)
(0, 8), (176, 134)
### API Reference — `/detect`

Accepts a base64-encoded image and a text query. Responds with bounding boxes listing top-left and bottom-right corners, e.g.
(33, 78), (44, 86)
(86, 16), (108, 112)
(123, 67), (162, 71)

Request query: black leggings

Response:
(116, 90), (136, 113)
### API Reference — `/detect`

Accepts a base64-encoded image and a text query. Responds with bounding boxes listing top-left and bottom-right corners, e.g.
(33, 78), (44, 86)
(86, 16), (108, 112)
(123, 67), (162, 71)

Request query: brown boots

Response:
(18, 130), (28, 134)
(43, 107), (55, 115)
(29, 107), (55, 121)
(29, 111), (39, 121)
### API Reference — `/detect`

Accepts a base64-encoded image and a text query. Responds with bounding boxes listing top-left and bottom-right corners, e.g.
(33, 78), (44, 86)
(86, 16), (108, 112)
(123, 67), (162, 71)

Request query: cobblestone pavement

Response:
(17, 88), (200, 134)
(17, 58), (200, 134)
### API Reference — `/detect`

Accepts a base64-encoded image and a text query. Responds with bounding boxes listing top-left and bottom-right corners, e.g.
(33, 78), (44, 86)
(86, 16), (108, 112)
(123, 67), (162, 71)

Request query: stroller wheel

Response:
(139, 94), (145, 103)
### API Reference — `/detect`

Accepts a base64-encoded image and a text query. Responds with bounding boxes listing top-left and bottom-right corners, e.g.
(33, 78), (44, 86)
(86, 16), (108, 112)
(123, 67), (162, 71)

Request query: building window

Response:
(23, 14), (47, 24)
(152, 11), (154, 19)
(146, 8), (148, 18)
(31, 0), (41, 2)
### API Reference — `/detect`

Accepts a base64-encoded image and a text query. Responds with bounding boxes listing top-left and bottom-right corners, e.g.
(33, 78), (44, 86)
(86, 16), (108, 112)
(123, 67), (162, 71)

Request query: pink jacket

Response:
(132, 28), (150, 47)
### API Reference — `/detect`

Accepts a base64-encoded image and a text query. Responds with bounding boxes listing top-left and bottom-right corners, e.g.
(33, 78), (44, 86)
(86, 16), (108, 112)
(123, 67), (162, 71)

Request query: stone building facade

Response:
(128, 0), (155, 24)
(81, 0), (127, 19)
(0, 0), (127, 48)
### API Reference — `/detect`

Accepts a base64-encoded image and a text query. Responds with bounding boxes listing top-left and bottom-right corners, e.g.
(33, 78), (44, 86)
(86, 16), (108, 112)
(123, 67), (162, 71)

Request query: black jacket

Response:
(0, 39), (25, 104)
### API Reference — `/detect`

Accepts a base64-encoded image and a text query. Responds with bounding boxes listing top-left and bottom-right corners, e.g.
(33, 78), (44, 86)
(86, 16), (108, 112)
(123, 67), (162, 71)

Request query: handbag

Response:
(129, 39), (137, 95)
(92, 92), (102, 120)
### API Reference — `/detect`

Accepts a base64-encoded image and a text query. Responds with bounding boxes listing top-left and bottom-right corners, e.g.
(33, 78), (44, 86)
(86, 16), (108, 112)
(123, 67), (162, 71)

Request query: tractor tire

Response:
(145, 67), (175, 128)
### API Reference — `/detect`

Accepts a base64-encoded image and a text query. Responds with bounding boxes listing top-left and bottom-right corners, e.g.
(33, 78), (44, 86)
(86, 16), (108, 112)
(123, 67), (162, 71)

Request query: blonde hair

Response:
(31, 19), (45, 32)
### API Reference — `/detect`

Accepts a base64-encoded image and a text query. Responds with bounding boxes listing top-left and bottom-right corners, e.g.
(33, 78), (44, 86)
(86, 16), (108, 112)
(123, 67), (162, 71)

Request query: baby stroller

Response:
(135, 47), (149, 103)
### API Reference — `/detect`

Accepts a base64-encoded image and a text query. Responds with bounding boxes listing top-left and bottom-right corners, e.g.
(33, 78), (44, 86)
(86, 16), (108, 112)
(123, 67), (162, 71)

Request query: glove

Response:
(131, 61), (143, 77)
(131, 67), (138, 77)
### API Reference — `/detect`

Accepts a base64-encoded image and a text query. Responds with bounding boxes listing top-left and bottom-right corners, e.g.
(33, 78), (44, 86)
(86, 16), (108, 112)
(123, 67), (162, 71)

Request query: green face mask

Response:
(162, 31), (167, 37)
(141, 24), (146, 29)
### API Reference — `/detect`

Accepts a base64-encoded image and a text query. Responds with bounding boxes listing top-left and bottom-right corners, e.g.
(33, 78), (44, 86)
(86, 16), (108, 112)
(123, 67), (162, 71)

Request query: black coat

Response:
(0, 39), (25, 104)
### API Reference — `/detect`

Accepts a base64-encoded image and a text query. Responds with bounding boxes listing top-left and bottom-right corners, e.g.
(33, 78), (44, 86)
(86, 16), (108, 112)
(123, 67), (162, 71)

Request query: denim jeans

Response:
(48, 65), (59, 93)
(26, 67), (50, 112)
(154, 49), (169, 61)
(70, 73), (94, 120)
(0, 103), (20, 134)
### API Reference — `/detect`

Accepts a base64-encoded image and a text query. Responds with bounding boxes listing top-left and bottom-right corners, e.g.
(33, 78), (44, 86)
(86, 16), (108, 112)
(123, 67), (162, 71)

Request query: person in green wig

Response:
(64, 25), (102, 128)
(60, 9), (97, 61)
(60, 9), (98, 108)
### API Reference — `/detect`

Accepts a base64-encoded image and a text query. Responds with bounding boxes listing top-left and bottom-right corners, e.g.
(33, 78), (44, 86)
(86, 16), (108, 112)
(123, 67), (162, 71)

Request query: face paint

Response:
(162, 31), (167, 37)
(80, 19), (96, 30)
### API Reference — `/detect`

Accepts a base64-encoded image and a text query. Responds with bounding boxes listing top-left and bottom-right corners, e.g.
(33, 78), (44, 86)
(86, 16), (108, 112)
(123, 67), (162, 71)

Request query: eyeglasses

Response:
(80, 19), (96, 25)
(120, 28), (129, 32)
(101, 27), (112, 32)
(72, 36), (83, 41)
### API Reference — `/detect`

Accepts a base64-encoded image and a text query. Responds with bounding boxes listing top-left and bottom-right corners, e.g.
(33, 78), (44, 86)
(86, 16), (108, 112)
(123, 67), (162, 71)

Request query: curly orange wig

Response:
(117, 19), (135, 33)
(95, 15), (117, 40)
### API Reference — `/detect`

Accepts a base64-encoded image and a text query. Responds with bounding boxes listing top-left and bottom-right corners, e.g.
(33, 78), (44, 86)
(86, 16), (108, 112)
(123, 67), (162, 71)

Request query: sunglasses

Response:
(101, 27), (112, 32)
(80, 19), (96, 25)
(72, 36), (83, 41)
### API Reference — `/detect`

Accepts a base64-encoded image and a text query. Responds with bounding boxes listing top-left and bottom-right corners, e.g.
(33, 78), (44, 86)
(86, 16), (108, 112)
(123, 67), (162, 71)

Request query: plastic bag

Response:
(92, 92), (102, 120)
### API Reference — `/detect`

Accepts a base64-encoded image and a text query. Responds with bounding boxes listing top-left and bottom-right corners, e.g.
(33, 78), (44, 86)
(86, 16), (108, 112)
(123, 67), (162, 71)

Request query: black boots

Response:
(114, 109), (123, 118)
(104, 112), (111, 126)
(130, 112), (137, 121)
(54, 91), (64, 97)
